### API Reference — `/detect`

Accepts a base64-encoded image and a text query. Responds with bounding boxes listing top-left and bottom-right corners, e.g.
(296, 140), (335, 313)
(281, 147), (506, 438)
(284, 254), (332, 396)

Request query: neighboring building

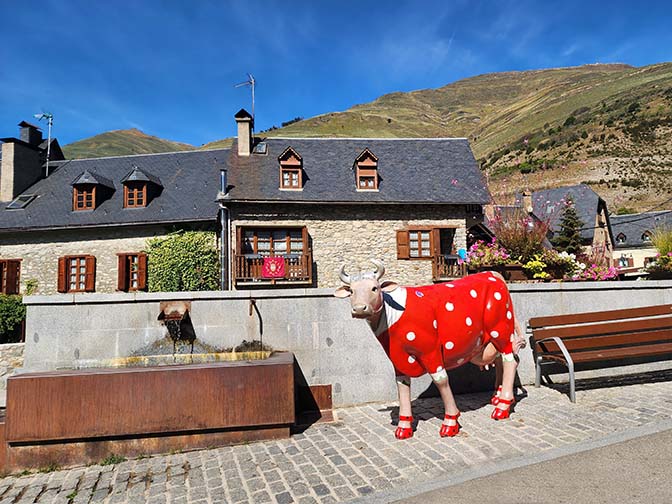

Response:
(220, 109), (491, 288)
(524, 184), (615, 262)
(610, 211), (672, 268)
(0, 119), (224, 295)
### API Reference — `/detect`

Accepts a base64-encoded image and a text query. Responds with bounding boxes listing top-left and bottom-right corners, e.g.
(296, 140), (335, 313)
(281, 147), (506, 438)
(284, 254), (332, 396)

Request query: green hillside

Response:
(65, 63), (672, 211)
(62, 128), (194, 159)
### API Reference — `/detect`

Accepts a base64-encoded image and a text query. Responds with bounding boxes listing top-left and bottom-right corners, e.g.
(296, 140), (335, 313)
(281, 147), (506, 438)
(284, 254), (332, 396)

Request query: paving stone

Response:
(275, 491), (294, 504)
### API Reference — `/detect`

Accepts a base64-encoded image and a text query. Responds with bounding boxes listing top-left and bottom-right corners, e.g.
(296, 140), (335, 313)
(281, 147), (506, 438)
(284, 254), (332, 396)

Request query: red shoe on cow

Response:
(490, 385), (503, 405)
(439, 412), (461, 437)
(491, 397), (515, 420)
(395, 415), (414, 439)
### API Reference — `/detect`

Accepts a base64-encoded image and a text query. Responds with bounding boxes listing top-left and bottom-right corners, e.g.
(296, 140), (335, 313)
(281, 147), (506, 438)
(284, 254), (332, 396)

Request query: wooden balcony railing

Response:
(234, 253), (313, 285)
(432, 254), (467, 282)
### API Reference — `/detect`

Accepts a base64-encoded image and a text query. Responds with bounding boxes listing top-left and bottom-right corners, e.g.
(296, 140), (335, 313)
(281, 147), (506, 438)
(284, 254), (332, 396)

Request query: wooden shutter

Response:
(117, 254), (128, 291)
(57, 257), (67, 293)
(302, 226), (309, 253)
(236, 227), (242, 254)
(4, 260), (20, 295)
(431, 228), (441, 257)
(137, 253), (148, 291)
(84, 255), (96, 292)
(396, 230), (410, 259)
(0, 262), (4, 293)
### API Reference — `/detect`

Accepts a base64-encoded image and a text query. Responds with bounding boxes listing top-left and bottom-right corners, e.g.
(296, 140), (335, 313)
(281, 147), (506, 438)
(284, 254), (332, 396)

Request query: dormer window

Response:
(121, 166), (162, 208)
(616, 233), (626, 244)
(278, 147), (303, 190)
(355, 148), (379, 191)
(71, 170), (114, 212)
(642, 231), (652, 242)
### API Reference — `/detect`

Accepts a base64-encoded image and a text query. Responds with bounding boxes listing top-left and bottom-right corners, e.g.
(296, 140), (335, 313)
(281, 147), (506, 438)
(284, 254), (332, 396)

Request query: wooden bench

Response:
(529, 304), (672, 402)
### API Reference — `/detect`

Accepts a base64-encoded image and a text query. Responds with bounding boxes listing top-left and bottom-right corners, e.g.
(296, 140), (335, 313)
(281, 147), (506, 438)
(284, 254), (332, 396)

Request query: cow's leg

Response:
(492, 353), (517, 420)
(395, 376), (414, 439)
(434, 375), (461, 437)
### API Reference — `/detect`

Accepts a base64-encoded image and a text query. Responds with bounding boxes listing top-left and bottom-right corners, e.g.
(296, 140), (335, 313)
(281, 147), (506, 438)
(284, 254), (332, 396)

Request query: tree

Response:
(551, 197), (584, 255)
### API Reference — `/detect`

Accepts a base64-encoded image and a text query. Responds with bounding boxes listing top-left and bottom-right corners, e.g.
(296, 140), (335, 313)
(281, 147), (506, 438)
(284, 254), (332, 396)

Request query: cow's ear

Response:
(380, 281), (398, 292)
(334, 286), (352, 298)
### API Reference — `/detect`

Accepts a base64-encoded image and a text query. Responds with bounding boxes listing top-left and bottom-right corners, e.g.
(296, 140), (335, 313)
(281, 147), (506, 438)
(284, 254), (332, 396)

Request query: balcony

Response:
(234, 253), (313, 286)
(432, 254), (467, 282)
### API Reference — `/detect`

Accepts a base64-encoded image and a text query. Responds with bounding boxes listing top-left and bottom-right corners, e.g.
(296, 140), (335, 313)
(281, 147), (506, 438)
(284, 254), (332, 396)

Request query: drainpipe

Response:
(219, 168), (230, 291)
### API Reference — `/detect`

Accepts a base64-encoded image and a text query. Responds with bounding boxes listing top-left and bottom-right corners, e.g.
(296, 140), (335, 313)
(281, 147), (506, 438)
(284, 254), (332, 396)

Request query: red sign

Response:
(262, 257), (285, 278)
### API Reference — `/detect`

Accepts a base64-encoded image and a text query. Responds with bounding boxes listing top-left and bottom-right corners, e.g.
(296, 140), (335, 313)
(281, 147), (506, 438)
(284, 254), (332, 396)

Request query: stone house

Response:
(0, 120), (223, 296)
(610, 211), (672, 268)
(219, 109), (491, 289)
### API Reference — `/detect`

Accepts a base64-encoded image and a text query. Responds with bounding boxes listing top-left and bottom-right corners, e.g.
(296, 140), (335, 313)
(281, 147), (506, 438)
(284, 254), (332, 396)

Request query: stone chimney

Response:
(522, 190), (533, 214)
(19, 121), (43, 146)
(0, 122), (46, 202)
(234, 109), (253, 157)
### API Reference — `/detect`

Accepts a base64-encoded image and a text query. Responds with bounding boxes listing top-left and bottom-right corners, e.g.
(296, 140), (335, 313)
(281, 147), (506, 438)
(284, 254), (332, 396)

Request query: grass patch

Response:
(100, 453), (127, 466)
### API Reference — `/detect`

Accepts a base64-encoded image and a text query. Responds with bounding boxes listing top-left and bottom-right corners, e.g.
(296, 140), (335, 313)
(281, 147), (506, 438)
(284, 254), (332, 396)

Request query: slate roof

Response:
(0, 149), (226, 232)
(610, 211), (672, 248)
(523, 184), (607, 242)
(225, 137), (490, 204)
(121, 166), (163, 186)
(71, 169), (114, 188)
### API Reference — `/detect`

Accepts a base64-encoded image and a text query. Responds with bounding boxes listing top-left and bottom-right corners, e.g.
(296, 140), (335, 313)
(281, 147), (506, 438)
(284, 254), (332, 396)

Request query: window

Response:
(240, 227), (307, 257)
(642, 231), (652, 243)
(0, 259), (21, 294)
(6, 194), (37, 210)
(73, 184), (96, 211)
(396, 227), (457, 260)
(465, 204), (482, 214)
(355, 149), (378, 190)
(278, 147), (303, 190)
(616, 233), (627, 244)
(117, 253), (148, 291)
(124, 182), (147, 208)
(57, 255), (96, 293)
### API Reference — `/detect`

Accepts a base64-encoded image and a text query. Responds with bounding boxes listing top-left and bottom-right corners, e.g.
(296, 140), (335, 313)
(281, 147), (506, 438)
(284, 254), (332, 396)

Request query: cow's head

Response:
(334, 259), (398, 319)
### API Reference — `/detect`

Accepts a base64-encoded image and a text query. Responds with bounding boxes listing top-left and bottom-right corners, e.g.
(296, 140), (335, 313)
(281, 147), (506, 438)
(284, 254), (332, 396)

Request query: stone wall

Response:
(230, 203), (480, 288)
(22, 279), (672, 407)
(0, 225), (213, 295)
(0, 343), (24, 406)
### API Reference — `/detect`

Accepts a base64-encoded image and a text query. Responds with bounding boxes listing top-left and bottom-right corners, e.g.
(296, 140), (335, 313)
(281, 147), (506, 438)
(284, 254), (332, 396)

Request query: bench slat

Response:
(539, 341), (672, 365)
(529, 304), (672, 329)
(532, 316), (672, 340)
(535, 329), (672, 354)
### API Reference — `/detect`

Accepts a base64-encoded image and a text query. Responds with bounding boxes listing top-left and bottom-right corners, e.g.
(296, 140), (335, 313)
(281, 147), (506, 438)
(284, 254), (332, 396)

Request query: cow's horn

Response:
(339, 264), (351, 285)
(371, 259), (385, 280)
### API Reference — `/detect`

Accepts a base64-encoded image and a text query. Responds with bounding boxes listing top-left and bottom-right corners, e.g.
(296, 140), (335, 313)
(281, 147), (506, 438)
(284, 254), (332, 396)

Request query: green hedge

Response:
(0, 294), (26, 343)
(146, 231), (220, 292)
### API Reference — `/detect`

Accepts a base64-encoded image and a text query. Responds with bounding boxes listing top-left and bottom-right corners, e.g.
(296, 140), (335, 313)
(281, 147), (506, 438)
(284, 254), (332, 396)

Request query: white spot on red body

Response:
(507, 311), (512, 320)
(415, 290), (424, 298)
(491, 330), (499, 338)
(445, 341), (455, 350)
(408, 355), (416, 364)
(433, 320), (437, 329)
(465, 317), (473, 326)
(470, 289), (478, 298)
(445, 283), (455, 288)
(494, 292), (502, 301)
(446, 302), (454, 312)
(406, 332), (416, 341)
(488, 277), (497, 282)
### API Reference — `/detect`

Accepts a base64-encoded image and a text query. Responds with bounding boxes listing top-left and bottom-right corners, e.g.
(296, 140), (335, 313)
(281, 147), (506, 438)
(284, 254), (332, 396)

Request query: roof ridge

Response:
(66, 148), (229, 162)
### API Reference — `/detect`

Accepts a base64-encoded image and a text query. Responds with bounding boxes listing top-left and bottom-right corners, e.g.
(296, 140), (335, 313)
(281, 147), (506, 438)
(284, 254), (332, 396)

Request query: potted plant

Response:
(643, 227), (672, 280)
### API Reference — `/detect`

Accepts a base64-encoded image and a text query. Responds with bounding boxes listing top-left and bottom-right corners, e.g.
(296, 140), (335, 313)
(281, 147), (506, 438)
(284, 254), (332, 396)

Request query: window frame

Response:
(73, 184), (96, 211)
(0, 259), (21, 295)
(123, 182), (148, 208)
(280, 167), (302, 189)
(396, 227), (458, 260)
(238, 226), (309, 257)
(58, 255), (96, 293)
(355, 150), (379, 191)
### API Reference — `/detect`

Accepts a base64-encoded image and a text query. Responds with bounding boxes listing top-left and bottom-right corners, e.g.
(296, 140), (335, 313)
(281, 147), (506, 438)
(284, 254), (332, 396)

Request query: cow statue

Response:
(334, 259), (522, 439)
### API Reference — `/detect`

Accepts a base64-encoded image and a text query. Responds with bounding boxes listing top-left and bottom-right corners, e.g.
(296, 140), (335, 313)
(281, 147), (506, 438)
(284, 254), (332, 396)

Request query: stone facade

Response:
(0, 224), (215, 295)
(229, 203), (480, 288)
(0, 342), (24, 405)
(0, 142), (43, 202)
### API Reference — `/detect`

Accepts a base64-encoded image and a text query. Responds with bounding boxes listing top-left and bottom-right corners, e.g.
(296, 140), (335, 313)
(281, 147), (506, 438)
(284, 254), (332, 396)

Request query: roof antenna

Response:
(34, 112), (53, 177)
(234, 73), (255, 133)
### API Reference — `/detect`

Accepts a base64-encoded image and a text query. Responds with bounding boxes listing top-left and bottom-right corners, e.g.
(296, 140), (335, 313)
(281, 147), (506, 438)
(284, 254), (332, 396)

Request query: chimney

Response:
(19, 121), (43, 146)
(234, 108), (253, 157)
(522, 190), (533, 214)
(0, 122), (45, 202)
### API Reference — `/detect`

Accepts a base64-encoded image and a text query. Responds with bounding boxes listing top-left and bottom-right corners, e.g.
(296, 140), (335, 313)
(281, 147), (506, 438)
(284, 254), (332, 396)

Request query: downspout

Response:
(219, 168), (230, 290)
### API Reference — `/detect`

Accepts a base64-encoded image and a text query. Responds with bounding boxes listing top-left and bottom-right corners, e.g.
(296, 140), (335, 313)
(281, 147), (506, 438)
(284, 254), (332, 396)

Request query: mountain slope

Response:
(62, 128), (194, 159)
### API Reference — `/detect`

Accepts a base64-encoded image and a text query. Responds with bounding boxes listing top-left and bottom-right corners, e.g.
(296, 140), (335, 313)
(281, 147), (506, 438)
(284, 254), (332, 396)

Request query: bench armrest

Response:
(535, 336), (574, 364)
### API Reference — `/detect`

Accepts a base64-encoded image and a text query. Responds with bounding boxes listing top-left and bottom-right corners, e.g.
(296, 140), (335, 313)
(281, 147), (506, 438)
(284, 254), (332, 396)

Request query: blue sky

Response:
(1, 0), (671, 147)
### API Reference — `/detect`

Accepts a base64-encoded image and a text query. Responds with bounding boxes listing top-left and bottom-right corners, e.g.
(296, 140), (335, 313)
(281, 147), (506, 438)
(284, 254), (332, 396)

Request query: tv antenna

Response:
(234, 73), (256, 127)
(34, 112), (54, 177)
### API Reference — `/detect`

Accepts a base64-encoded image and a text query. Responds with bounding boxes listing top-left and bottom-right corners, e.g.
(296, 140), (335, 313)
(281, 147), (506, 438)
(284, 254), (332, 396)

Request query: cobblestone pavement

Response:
(1, 374), (672, 504)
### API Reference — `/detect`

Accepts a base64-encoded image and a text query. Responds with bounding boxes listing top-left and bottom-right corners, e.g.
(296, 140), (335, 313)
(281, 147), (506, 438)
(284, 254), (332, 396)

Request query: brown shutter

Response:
(84, 255), (96, 292)
(57, 257), (67, 293)
(137, 253), (148, 291)
(236, 227), (242, 254)
(0, 262), (4, 293)
(4, 260), (21, 295)
(431, 228), (440, 257)
(396, 230), (410, 259)
(302, 226), (309, 253)
(117, 254), (128, 291)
